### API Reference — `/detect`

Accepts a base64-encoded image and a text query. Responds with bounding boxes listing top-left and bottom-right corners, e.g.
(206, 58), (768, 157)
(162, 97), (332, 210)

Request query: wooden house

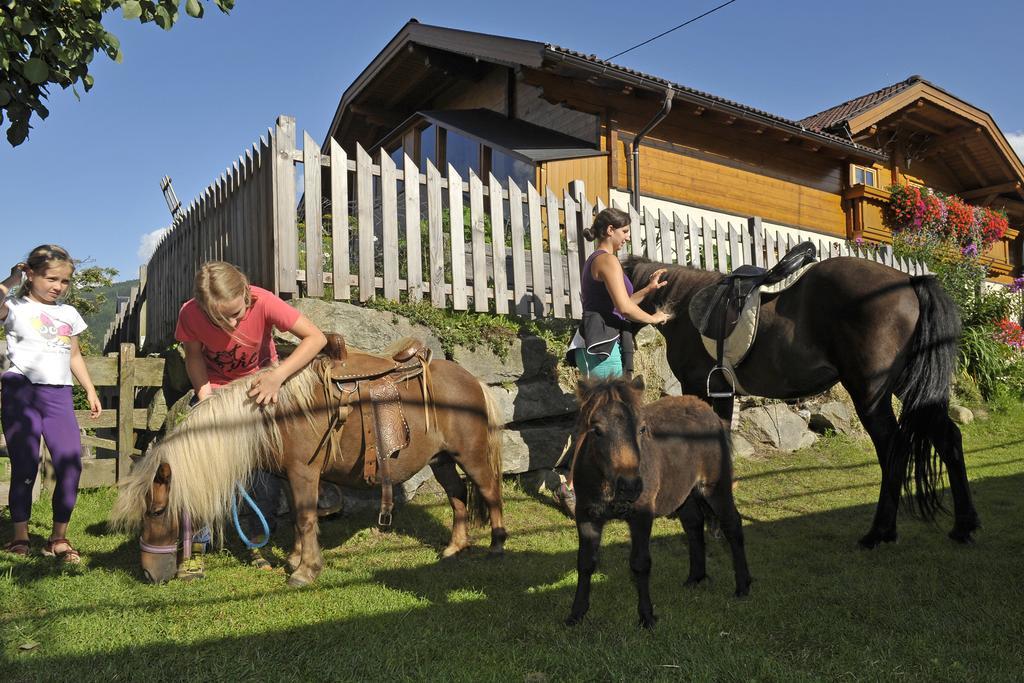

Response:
(324, 20), (1023, 280)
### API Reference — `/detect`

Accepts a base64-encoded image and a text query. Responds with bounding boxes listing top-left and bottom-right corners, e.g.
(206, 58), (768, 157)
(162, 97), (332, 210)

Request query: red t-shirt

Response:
(174, 286), (301, 387)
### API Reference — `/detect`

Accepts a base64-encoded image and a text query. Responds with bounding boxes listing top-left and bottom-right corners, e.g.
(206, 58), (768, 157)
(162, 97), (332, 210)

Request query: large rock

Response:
(501, 419), (575, 474)
(451, 335), (553, 385)
(740, 403), (818, 452)
(808, 401), (858, 435)
(949, 405), (974, 425)
(487, 380), (576, 426)
(329, 465), (441, 512)
(731, 433), (757, 459)
(279, 299), (444, 359)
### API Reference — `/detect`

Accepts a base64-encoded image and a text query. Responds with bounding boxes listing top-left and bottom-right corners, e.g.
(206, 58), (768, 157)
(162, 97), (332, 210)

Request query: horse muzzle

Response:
(613, 475), (644, 504)
(140, 543), (179, 584)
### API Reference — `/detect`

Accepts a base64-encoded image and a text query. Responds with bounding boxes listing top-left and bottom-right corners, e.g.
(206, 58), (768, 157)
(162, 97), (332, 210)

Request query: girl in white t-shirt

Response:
(1, 245), (101, 563)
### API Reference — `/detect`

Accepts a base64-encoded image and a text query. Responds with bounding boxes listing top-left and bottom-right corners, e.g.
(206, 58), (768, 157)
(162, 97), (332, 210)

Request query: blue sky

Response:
(2, 0), (1022, 282)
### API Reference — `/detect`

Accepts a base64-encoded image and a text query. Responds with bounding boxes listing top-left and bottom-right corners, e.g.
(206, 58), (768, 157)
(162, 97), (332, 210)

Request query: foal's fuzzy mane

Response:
(576, 376), (644, 428)
(110, 361), (329, 534)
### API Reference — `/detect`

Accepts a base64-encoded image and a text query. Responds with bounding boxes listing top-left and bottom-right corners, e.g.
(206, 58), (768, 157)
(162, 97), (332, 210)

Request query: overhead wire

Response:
(605, 0), (740, 61)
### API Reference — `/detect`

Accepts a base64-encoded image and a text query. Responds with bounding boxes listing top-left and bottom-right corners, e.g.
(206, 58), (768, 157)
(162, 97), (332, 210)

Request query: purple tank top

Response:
(581, 249), (634, 320)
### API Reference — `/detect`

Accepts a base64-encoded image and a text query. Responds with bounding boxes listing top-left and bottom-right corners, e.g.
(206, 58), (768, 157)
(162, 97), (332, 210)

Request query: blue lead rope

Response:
(231, 482), (270, 549)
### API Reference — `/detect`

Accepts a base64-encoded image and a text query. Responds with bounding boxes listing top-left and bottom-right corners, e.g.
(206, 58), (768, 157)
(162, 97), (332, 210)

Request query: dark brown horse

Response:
(566, 376), (751, 628)
(623, 255), (978, 548)
(112, 342), (507, 586)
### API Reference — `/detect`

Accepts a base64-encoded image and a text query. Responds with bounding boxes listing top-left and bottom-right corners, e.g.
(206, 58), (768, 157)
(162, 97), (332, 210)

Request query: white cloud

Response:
(137, 227), (170, 263)
(1007, 130), (1024, 165)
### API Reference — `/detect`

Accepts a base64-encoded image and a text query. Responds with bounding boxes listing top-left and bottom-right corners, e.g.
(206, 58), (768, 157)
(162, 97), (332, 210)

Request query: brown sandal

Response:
(41, 538), (81, 564)
(3, 539), (30, 557)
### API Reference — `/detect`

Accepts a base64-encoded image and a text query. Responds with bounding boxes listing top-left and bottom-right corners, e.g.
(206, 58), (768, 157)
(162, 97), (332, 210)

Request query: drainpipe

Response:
(632, 88), (674, 210)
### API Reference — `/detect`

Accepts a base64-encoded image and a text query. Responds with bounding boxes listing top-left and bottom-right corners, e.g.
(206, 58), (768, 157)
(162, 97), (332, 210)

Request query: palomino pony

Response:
(566, 376), (751, 628)
(112, 340), (506, 586)
(623, 255), (978, 549)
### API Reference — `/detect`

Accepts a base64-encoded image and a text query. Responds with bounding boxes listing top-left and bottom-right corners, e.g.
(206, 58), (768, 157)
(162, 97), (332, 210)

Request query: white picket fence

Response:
(107, 115), (927, 352)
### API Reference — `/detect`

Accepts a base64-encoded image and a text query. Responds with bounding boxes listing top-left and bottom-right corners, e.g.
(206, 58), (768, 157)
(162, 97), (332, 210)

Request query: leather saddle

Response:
(314, 333), (434, 526)
(689, 241), (817, 341)
(688, 241), (817, 399)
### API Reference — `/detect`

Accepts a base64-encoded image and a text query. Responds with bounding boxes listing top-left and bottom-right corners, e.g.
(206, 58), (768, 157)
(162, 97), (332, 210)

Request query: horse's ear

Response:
(630, 375), (646, 393)
(154, 462), (172, 485)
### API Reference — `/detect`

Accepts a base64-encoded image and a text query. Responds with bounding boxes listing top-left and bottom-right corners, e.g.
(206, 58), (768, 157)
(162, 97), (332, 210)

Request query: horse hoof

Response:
(287, 575), (310, 588)
(441, 545), (467, 559)
(564, 613), (584, 627)
(858, 530), (896, 549)
(487, 546), (505, 559)
(683, 574), (707, 587)
(638, 614), (658, 629)
(949, 529), (976, 545)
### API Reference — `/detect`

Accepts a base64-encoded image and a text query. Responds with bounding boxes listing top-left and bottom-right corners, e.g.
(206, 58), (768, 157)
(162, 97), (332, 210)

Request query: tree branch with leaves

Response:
(0, 0), (234, 146)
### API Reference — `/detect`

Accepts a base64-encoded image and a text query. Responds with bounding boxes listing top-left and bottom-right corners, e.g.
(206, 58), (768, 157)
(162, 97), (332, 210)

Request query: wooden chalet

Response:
(324, 21), (1023, 280)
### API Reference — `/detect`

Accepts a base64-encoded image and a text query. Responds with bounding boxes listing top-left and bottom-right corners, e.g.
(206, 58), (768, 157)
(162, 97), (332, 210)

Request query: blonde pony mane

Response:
(110, 362), (329, 534)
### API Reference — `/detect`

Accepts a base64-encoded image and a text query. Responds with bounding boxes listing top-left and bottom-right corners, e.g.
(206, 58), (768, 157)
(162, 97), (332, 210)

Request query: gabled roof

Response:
(799, 75), (924, 133)
(326, 20), (886, 162)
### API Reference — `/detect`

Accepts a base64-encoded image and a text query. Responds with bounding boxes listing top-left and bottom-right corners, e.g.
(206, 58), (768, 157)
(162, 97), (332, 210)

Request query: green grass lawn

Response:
(2, 403), (1023, 682)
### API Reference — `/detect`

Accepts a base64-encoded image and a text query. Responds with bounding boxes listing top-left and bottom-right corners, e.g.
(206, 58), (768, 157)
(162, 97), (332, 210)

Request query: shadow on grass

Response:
(3, 472), (1022, 681)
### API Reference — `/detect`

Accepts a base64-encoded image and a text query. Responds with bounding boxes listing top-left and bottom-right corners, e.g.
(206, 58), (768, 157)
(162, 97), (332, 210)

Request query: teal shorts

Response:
(575, 343), (624, 379)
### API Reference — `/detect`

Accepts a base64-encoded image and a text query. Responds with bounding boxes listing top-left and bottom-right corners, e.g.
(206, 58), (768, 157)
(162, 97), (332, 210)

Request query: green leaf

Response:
(185, 0), (203, 18)
(121, 1), (142, 20)
(83, 74), (94, 91)
(22, 58), (49, 84)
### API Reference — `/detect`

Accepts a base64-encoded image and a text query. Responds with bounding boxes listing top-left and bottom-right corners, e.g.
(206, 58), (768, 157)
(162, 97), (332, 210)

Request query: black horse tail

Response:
(891, 275), (962, 519)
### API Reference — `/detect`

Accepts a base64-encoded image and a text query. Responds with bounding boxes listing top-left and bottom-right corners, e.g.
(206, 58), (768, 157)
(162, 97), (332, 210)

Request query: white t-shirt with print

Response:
(2, 297), (87, 386)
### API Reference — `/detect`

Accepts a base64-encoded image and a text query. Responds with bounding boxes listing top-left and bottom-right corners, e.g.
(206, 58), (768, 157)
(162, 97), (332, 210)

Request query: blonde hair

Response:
(194, 261), (253, 334)
(18, 244), (75, 298)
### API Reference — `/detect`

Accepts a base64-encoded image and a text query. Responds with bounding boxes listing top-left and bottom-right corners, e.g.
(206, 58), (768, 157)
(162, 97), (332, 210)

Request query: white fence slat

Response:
(403, 153), (423, 301)
(272, 116), (298, 296)
(645, 208), (659, 260)
(469, 171), (488, 312)
(564, 191), (583, 319)
(489, 173), (508, 314)
(547, 188), (566, 318)
(715, 220), (729, 273)
(527, 182), (546, 316)
(448, 165), (468, 311)
(426, 160), (446, 307)
(702, 217), (715, 272)
(380, 149), (400, 300)
(765, 230), (778, 268)
(302, 132), (324, 297)
(748, 217), (763, 267)
(659, 210), (675, 263)
(330, 141), (350, 300)
(509, 179), (528, 316)
(673, 212), (686, 266)
(729, 222), (743, 269)
(629, 203), (642, 257)
(581, 195), (595, 260)
(356, 144), (375, 301)
(685, 214), (699, 267)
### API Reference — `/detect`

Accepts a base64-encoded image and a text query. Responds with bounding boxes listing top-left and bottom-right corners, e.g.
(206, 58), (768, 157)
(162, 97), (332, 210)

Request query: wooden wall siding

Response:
(433, 67), (507, 113)
(106, 116), (930, 351)
(540, 157), (609, 208)
(515, 81), (601, 145)
(615, 142), (848, 237)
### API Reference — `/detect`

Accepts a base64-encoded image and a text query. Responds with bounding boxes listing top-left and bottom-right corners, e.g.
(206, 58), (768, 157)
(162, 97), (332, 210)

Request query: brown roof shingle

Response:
(799, 75), (924, 133)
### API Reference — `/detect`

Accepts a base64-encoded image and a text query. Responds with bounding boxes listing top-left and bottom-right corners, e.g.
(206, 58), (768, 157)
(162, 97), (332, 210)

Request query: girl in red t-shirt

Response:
(174, 262), (327, 576)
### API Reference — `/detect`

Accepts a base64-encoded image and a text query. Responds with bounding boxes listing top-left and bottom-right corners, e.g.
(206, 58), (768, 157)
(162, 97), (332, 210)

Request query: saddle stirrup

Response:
(706, 365), (737, 399)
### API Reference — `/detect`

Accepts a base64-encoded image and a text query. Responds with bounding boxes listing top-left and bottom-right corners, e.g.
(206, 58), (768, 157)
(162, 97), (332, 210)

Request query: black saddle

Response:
(689, 241), (817, 341)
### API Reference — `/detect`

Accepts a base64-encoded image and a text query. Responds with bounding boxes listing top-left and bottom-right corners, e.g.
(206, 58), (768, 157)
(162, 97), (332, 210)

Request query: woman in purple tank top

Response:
(569, 208), (670, 378)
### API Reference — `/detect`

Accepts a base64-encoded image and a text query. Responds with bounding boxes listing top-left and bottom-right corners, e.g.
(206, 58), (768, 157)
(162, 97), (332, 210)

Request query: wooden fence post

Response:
(116, 343), (135, 482)
(273, 115), (298, 298)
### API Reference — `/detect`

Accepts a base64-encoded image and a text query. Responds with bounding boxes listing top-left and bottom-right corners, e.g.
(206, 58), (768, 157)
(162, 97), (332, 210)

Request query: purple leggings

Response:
(1, 372), (82, 524)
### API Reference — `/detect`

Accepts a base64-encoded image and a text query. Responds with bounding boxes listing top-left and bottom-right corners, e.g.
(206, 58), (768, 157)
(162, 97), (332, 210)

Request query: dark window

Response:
(490, 149), (534, 190)
(389, 144), (405, 168)
(420, 124), (437, 169)
(444, 129), (480, 179)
